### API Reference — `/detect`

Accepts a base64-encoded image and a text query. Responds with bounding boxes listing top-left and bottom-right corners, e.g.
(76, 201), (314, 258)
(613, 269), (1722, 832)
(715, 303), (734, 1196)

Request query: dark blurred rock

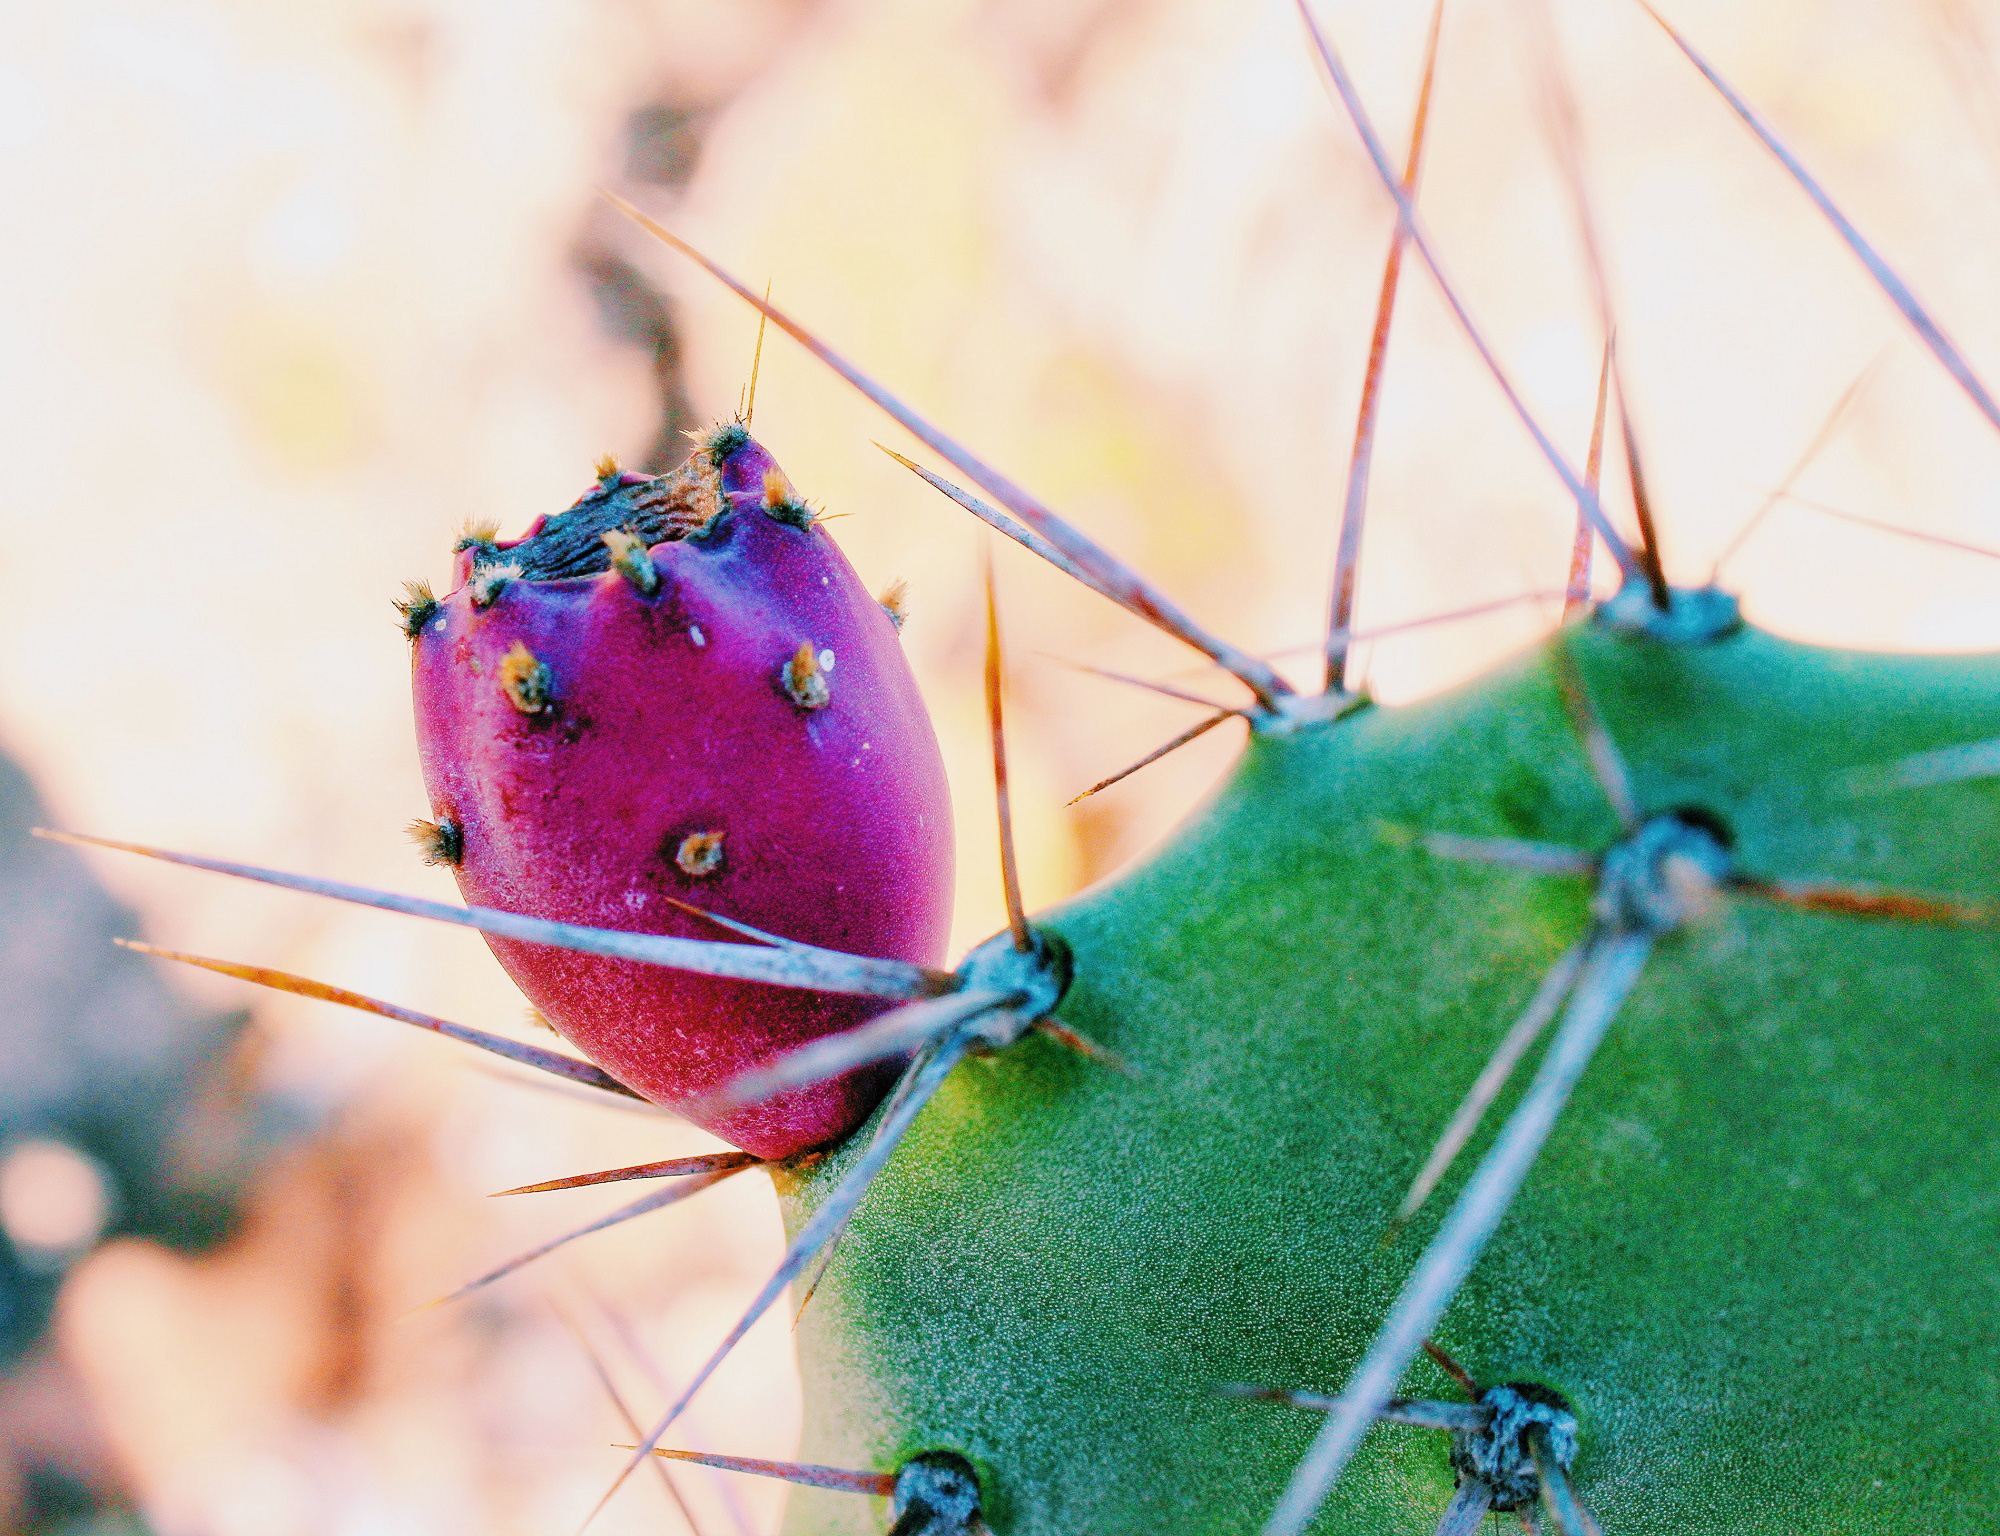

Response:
(623, 102), (705, 190)
(576, 243), (702, 475)
(0, 746), (283, 1532)
(0, 753), (275, 1295)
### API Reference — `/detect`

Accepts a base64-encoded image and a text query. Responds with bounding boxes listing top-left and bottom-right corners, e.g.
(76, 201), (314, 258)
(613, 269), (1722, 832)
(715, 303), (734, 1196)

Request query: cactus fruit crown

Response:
(43, 7), (2000, 1536)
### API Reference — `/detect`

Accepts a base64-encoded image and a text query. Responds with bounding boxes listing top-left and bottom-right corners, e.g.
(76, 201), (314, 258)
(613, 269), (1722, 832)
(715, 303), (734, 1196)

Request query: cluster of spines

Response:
(601, 527), (660, 595)
(394, 579), (440, 639)
(407, 816), (463, 868)
(781, 642), (832, 711)
(762, 465), (822, 530)
(498, 642), (553, 715)
(877, 578), (911, 631)
(705, 420), (751, 467)
(673, 830), (726, 880)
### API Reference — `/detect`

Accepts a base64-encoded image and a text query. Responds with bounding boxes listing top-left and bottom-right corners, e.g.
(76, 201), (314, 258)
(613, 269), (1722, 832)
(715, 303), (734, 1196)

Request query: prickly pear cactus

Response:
(780, 619), (2000, 1534)
(55, 8), (2000, 1536)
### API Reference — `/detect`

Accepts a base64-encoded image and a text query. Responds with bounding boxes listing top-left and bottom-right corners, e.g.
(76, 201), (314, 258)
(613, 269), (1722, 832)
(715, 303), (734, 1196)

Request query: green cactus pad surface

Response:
(778, 617), (2000, 1535)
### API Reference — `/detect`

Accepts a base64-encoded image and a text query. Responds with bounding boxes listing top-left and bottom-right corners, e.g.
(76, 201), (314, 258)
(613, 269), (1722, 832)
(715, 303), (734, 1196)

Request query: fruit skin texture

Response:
(411, 433), (954, 1160)
(779, 620), (2000, 1534)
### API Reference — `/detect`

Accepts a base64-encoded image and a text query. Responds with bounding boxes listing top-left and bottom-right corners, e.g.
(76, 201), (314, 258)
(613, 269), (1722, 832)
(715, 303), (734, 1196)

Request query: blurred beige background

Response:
(4, 0), (2000, 1533)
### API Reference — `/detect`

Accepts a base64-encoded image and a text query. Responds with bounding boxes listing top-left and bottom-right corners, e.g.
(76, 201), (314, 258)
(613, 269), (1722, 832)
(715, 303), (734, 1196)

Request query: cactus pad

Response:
(780, 620), (2000, 1533)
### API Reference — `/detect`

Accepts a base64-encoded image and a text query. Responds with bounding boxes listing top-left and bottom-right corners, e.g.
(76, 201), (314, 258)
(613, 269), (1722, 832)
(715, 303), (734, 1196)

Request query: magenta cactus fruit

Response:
(406, 427), (954, 1159)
